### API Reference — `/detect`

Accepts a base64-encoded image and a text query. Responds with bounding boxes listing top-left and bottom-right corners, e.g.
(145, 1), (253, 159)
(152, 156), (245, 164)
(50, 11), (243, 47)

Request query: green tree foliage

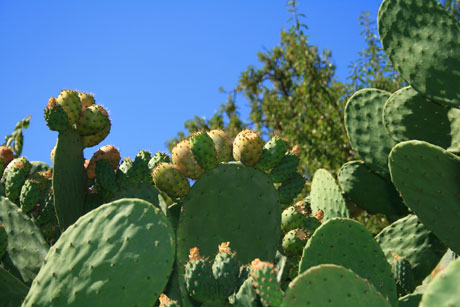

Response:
(167, 1), (354, 178)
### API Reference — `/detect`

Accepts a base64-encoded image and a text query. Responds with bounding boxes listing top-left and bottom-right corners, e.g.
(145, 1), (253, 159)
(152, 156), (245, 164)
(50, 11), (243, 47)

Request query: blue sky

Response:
(0, 1), (383, 165)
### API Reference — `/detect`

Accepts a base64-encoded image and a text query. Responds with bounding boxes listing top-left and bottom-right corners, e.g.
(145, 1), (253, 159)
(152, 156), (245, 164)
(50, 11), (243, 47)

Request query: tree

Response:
(167, 0), (354, 178)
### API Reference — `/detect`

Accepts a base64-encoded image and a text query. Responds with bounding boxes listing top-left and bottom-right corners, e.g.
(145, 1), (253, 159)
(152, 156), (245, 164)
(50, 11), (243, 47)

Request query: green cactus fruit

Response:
(116, 157), (136, 187)
(4, 157), (32, 201)
(383, 86), (460, 152)
(211, 242), (241, 301)
(189, 131), (218, 170)
(255, 136), (288, 172)
(44, 97), (70, 132)
(20, 172), (48, 213)
(269, 152), (299, 183)
(391, 254), (415, 297)
(310, 169), (350, 222)
(172, 139), (205, 179)
(95, 159), (119, 201)
(78, 92), (95, 111)
(76, 105), (110, 136)
(344, 88), (396, 178)
(23, 198), (175, 307)
(0, 196), (49, 283)
(389, 140), (460, 254)
(0, 266), (29, 307)
(337, 160), (408, 219)
(398, 293), (422, 307)
(233, 130), (264, 167)
(281, 201), (310, 233)
(207, 129), (233, 163)
(378, 0), (460, 108)
(55, 89), (82, 126)
(0, 146), (14, 166)
(152, 162), (190, 199)
(36, 188), (61, 244)
(282, 264), (390, 307)
(159, 294), (180, 307)
(375, 214), (446, 286)
(420, 257), (460, 306)
(282, 229), (309, 256)
(299, 218), (397, 306)
(250, 259), (284, 307)
(86, 144), (121, 180)
(184, 247), (219, 304)
(149, 152), (171, 171)
(81, 120), (111, 148)
(132, 150), (152, 184)
(277, 172), (306, 205)
(0, 223), (7, 260)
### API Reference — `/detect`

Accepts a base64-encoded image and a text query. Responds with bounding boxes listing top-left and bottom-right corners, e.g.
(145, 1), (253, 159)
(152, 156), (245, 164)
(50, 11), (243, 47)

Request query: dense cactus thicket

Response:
(1, 0), (460, 306)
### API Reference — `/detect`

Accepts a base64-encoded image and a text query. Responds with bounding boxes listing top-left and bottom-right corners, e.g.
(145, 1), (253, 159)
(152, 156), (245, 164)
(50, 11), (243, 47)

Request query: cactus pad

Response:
(344, 88), (395, 177)
(22, 198), (175, 307)
(282, 264), (390, 307)
(378, 0), (460, 108)
(389, 140), (460, 254)
(310, 169), (350, 222)
(299, 218), (396, 305)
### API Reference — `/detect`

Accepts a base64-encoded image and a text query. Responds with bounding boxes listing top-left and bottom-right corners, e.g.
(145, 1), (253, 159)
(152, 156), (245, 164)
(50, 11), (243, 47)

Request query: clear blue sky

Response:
(0, 1), (383, 166)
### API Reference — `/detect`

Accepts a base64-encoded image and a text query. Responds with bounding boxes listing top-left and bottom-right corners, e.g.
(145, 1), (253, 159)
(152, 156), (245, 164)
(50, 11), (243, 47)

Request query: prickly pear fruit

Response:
(233, 130), (264, 167)
(282, 228), (309, 256)
(281, 202), (309, 233)
(152, 162), (190, 199)
(55, 89), (82, 125)
(44, 97), (70, 132)
(207, 129), (233, 163)
(0, 146), (14, 166)
(250, 258), (284, 307)
(20, 172), (49, 213)
(3, 157), (32, 201)
(76, 105), (110, 136)
(78, 92), (95, 111)
(0, 224), (7, 260)
(255, 136), (288, 171)
(269, 152), (299, 183)
(86, 145), (121, 180)
(172, 139), (205, 179)
(148, 152), (171, 171)
(159, 294), (180, 307)
(212, 242), (240, 300)
(189, 131), (218, 170)
(184, 247), (218, 304)
(81, 121), (111, 148)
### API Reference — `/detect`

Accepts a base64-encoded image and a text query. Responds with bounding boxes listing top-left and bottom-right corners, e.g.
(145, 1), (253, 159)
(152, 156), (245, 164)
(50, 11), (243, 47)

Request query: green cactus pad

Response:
(282, 229), (308, 256)
(0, 224), (6, 260)
(269, 152), (299, 183)
(277, 173), (306, 205)
(282, 264), (390, 307)
(233, 277), (262, 307)
(184, 255), (218, 304)
(281, 204), (317, 233)
(189, 132), (218, 170)
(112, 182), (168, 216)
(299, 218), (396, 305)
(4, 157), (32, 202)
(378, 0), (460, 108)
(44, 100), (70, 132)
(212, 244), (240, 301)
(0, 196), (49, 284)
(391, 255), (415, 297)
(337, 160), (407, 218)
(344, 88), (395, 177)
(375, 214), (446, 285)
(420, 257), (460, 306)
(255, 136), (288, 172)
(20, 177), (43, 213)
(29, 161), (52, 176)
(53, 129), (87, 230)
(389, 140), (460, 254)
(149, 152), (171, 171)
(0, 266), (29, 307)
(176, 162), (280, 302)
(95, 159), (119, 200)
(383, 86), (460, 151)
(22, 198), (175, 307)
(250, 260), (284, 307)
(310, 169), (350, 222)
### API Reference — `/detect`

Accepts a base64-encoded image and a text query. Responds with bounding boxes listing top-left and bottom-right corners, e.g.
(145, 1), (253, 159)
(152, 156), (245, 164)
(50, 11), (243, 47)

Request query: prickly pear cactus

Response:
(22, 198), (175, 306)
